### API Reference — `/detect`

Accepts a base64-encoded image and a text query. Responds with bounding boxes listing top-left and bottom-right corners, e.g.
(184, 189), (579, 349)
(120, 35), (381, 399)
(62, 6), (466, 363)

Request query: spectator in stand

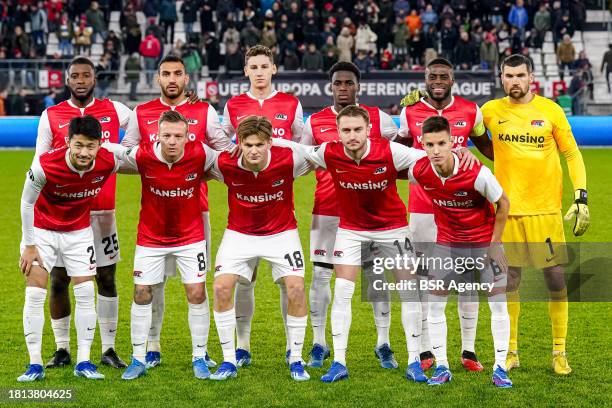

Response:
(497, 23), (511, 52)
(241, 21), (261, 48)
(302, 42), (323, 71)
(554, 12), (574, 47)
(405, 9), (422, 37)
(8, 88), (27, 115)
(95, 54), (114, 99)
(409, 28), (425, 66)
(283, 48), (300, 70)
(261, 24), (277, 49)
(123, 9), (143, 55)
(440, 18), (458, 61)
(354, 49), (374, 72)
(575, 50), (593, 99)
(379, 49), (393, 70)
(0, 89), (6, 116)
(453, 31), (477, 70)
(532, 3), (551, 49)
(180, 0), (198, 35)
(393, 0), (410, 19)
(243, 6), (261, 28)
(557, 34), (575, 80)
(86, 1), (108, 44)
(200, 0), (215, 33)
(57, 13), (74, 57)
(600, 44), (612, 92)
(124, 52), (141, 101)
(225, 42), (244, 72)
(337, 27), (354, 63)
(11, 26), (31, 59)
(392, 16), (409, 56)
(44, 89), (56, 109)
(451, 0), (468, 18)
(508, 0), (528, 41)
(143, 0), (160, 26)
(321, 35), (339, 58)
(30, 2), (47, 50)
(480, 31), (498, 70)
(355, 19), (377, 53)
(216, 0), (235, 23)
(139, 30), (161, 85)
(521, 46), (534, 69)
(303, 17), (319, 46)
(421, 4), (438, 34)
(204, 32), (221, 71)
(159, 0), (178, 44)
(568, 68), (585, 115)
(570, 0), (586, 34)
(46, 0), (63, 34)
(74, 17), (93, 56)
(223, 21), (240, 49)
(510, 26), (523, 54)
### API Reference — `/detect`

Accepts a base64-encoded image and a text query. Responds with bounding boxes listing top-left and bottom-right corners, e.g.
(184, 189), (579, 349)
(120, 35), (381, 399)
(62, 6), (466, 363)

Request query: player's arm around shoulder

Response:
(102, 143), (139, 174)
(389, 140), (427, 171)
(273, 138), (327, 169)
(378, 109), (399, 141)
(35, 110), (53, 157)
(469, 104), (494, 161)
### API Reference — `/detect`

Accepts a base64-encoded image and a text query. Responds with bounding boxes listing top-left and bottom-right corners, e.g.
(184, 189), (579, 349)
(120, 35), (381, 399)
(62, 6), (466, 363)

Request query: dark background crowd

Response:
(0, 0), (606, 115)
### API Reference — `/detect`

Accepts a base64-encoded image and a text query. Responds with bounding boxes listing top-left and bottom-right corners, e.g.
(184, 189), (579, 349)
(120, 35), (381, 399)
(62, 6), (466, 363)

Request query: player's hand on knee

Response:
(564, 189), (590, 236)
(20, 245), (43, 276)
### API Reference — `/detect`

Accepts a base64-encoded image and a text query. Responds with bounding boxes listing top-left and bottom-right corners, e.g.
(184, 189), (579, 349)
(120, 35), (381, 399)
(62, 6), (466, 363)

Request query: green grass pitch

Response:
(0, 149), (610, 407)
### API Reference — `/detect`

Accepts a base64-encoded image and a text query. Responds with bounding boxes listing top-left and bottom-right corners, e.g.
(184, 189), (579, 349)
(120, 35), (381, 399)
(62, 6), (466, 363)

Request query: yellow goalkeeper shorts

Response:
(502, 213), (568, 269)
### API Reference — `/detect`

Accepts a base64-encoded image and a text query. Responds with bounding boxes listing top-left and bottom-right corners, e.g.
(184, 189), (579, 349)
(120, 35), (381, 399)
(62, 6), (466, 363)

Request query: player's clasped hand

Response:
(19, 245), (43, 276)
(400, 89), (428, 107)
(487, 242), (508, 276)
(564, 189), (590, 236)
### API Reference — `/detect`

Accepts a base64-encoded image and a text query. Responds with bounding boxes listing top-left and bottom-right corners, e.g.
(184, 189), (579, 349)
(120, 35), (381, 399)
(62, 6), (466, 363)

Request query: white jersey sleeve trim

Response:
(474, 165), (503, 203)
(397, 107), (410, 140)
(291, 144), (314, 177)
(206, 105), (234, 151)
(111, 100), (133, 129)
(21, 157), (45, 245)
(35, 110), (53, 157)
(390, 141), (426, 171)
(291, 101), (305, 142)
(202, 143), (220, 172)
(121, 105), (142, 147)
(379, 109), (398, 140)
(300, 116), (315, 145)
(221, 103), (235, 139)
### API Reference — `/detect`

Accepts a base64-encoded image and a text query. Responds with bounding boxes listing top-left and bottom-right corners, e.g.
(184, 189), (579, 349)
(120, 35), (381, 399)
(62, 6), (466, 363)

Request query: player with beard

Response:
(221, 45), (304, 367)
(397, 58), (494, 372)
(300, 62), (400, 369)
(481, 54), (588, 375)
(34, 57), (134, 369)
(121, 54), (233, 369)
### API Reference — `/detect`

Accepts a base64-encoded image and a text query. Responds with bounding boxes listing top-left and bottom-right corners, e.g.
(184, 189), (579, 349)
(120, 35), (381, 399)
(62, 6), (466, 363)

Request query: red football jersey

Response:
(36, 98), (133, 212)
(308, 138), (425, 232)
(409, 156), (502, 244)
(301, 104), (398, 216)
(399, 96), (484, 214)
(210, 145), (311, 236)
(126, 98), (230, 213)
(31, 146), (118, 232)
(222, 91), (303, 141)
(131, 141), (214, 247)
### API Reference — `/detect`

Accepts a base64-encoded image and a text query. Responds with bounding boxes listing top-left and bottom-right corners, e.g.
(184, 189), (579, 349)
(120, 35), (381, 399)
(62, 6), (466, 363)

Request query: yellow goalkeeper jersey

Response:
(481, 94), (586, 216)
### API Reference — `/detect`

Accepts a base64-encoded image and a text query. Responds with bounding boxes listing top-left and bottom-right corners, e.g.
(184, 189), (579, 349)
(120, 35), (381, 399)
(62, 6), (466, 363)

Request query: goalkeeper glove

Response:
(563, 189), (590, 236)
(400, 89), (428, 107)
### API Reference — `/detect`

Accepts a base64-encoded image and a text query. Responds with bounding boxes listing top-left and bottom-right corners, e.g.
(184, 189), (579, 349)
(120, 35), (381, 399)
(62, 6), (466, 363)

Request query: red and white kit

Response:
(398, 96), (484, 243)
(20, 146), (120, 275)
(123, 97), (232, 271)
(222, 91), (304, 141)
(209, 144), (312, 282)
(306, 138), (426, 266)
(36, 98), (133, 266)
(111, 141), (216, 285)
(300, 105), (398, 263)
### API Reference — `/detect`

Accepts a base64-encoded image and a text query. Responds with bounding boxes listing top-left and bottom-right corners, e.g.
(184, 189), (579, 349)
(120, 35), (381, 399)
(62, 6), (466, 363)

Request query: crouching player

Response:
(106, 111), (217, 380)
(208, 116), (313, 381)
(18, 116), (123, 381)
(407, 116), (512, 388)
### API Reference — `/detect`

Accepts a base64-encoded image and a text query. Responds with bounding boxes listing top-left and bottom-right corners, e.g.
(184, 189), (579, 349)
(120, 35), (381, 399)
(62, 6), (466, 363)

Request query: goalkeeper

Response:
(479, 54), (589, 375)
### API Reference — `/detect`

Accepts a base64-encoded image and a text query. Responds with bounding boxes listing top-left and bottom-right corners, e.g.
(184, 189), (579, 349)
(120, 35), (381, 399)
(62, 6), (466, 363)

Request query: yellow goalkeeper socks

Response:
(548, 288), (568, 352)
(507, 290), (520, 351)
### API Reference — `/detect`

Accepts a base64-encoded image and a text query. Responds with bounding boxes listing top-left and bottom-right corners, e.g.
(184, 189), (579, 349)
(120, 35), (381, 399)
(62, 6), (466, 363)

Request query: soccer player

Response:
(35, 57), (133, 369)
(121, 54), (232, 369)
(481, 54), (589, 375)
(207, 116), (312, 381)
(109, 111), (217, 380)
(407, 115), (512, 388)
(300, 61), (400, 369)
(18, 116), (122, 381)
(293, 105), (477, 383)
(397, 57), (493, 371)
(221, 44), (304, 366)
